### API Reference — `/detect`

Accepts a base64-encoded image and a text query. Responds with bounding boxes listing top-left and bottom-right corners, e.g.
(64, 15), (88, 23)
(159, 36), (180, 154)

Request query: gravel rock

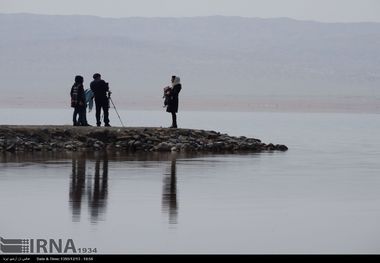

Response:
(0, 126), (288, 153)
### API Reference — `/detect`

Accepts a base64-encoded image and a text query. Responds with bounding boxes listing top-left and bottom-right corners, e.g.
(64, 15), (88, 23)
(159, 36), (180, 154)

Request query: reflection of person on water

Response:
(87, 154), (108, 222)
(69, 154), (109, 223)
(69, 154), (86, 222)
(162, 156), (178, 224)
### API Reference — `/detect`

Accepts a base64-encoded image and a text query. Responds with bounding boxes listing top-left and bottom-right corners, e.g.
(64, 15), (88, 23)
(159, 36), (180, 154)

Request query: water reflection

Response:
(87, 154), (108, 223)
(0, 151), (223, 226)
(69, 153), (108, 223)
(162, 155), (178, 225)
(69, 154), (86, 221)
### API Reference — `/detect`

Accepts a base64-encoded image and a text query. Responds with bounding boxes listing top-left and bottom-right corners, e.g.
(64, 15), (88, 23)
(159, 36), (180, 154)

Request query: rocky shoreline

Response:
(0, 126), (288, 153)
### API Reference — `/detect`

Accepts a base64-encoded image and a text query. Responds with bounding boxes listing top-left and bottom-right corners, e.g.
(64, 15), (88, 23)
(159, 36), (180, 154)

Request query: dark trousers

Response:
(171, 112), (177, 128)
(95, 99), (110, 126)
(73, 106), (86, 125)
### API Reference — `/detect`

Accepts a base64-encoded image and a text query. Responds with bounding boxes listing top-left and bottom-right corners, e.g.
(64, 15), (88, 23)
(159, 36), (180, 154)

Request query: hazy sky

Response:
(1, 0), (380, 22)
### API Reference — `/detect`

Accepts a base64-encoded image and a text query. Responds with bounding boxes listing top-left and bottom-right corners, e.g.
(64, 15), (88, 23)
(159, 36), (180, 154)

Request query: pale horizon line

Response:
(1, 12), (380, 25)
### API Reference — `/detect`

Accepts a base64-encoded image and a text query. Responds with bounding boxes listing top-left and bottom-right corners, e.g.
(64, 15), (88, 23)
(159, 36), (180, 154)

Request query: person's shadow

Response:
(69, 153), (108, 223)
(162, 155), (178, 225)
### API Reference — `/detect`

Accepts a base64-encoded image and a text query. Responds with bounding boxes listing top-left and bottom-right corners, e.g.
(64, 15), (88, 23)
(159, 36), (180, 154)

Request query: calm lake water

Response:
(0, 109), (379, 254)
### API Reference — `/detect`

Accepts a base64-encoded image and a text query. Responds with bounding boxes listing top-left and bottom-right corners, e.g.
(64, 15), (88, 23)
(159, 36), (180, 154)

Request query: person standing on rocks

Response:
(90, 73), (111, 127)
(70, 75), (87, 126)
(166, 76), (182, 128)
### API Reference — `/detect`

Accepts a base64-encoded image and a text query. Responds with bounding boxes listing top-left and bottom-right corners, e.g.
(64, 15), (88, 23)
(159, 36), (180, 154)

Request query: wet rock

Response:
(93, 141), (104, 149)
(65, 144), (73, 150)
(266, 143), (276, 151)
(156, 142), (171, 152)
(88, 130), (112, 142)
(76, 136), (87, 142)
(33, 144), (43, 151)
(127, 140), (135, 148)
(171, 146), (179, 152)
(276, 144), (288, 151)
(182, 143), (196, 152)
(206, 143), (214, 149)
(206, 131), (219, 139)
(6, 143), (16, 152)
(214, 142), (225, 148)
(168, 138), (178, 144)
(86, 138), (97, 146)
(133, 140), (143, 150)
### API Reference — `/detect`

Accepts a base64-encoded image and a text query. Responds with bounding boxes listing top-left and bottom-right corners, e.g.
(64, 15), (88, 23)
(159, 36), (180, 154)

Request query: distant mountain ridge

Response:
(0, 13), (379, 112)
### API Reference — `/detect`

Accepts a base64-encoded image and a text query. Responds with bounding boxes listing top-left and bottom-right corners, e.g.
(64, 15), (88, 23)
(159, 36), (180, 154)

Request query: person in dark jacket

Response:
(166, 76), (182, 128)
(90, 73), (111, 127)
(70, 75), (87, 126)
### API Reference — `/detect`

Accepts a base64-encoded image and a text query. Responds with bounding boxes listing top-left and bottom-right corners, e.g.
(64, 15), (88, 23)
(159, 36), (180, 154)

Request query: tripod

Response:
(108, 92), (125, 127)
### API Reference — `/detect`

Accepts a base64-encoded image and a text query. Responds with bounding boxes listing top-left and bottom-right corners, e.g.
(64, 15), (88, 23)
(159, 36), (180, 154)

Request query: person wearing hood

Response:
(166, 76), (182, 128)
(70, 75), (88, 126)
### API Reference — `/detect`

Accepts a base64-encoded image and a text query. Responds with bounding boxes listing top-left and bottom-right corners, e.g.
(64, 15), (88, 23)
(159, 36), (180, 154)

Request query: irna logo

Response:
(0, 236), (77, 254)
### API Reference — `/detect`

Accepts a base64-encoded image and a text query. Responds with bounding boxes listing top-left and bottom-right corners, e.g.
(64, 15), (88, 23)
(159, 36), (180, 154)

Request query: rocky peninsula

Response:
(0, 126), (288, 153)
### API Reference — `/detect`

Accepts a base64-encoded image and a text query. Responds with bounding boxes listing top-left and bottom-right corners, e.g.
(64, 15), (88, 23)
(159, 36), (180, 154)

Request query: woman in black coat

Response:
(166, 76), (182, 128)
(70, 75), (87, 126)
